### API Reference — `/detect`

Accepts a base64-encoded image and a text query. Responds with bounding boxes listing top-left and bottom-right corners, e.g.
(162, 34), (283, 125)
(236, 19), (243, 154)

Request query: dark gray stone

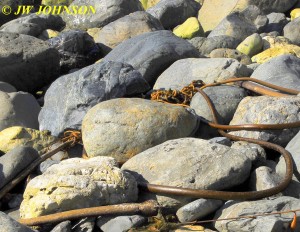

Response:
(209, 137), (232, 146)
(8, 194), (23, 209)
(39, 61), (149, 136)
(265, 13), (288, 34)
(0, 82), (16, 93)
(0, 32), (60, 93)
(48, 30), (101, 73)
(176, 199), (223, 222)
(190, 85), (248, 124)
(0, 91), (41, 131)
(97, 215), (146, 232)
(251, 54), (300, 91)
(122, 138), (252, 210)
(103, 30), (200, 84)
(283, 17), (300, 46)
(208, 6), (264, 42)
(0, 14), (65, 37)
(248, 0), (297, 14)
(146, 0), (200, 29)
(50, 221), (71, 232)
(0, 146), (39, 189)
(214, 197), (300, 232)
(0, 211), (35, 232)
(189, 36), (241, 56)
(62, 0), (143, 30)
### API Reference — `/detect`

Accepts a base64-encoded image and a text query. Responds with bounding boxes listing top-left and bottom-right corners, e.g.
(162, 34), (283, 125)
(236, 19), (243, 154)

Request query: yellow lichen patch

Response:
(0, 126), (56, 154)
(173, 17), (204, 39)
(39, 29), (59, 40)
(291, 8), (300, 20)
(251, 44), (300, 64)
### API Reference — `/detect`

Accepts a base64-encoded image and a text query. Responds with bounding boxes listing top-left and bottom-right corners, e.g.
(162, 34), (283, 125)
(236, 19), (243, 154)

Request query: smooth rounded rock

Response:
(236, 33), (263, 57)
(154, 58), (251, 90)
(229, 96), (300, 146)
(173, 17), (204, 39)
(82, 98), (198, 163)
(0, 82), (16, 93)
(20, 156), (138, 218)
(283, 17), (300, 46)
(0, 91), (41, 132)
(39, 61), (150, 136)
(103, 30), (200, 84)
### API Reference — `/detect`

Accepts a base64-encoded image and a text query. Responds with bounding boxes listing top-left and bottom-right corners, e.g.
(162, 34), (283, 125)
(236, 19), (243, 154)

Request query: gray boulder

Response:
(82, 98), (198, 163)
(122, 138), (252, 210)
(0, 146), (39, 189)
(0, 32), (60, 93)
(0, 91), (41, 131)
(146, 0), (200, 29)
(284, 17), (300, 46)
(39, 61), (149, 136)
(0, 211), (35, 232)
(153, 58), (251, 90)
(251, 55), (300, 91)
(62, 0), (143, 30)
(229, 96), (300, 146)
(214, 196), (300, 232)
(20, 157), (138, 218)
(0, 14), (65, 37)
(0, 82), (16, 93)
(103, 30), (200, 84)
(265, 13), (288, 34)
(191, 85), (248, 124)
(189, 36), (241, 56)
(208, 6), (265, 42)
(94, 11), (163, 53)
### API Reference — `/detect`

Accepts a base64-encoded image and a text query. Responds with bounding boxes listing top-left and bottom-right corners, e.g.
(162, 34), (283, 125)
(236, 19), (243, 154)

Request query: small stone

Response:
(82, 98), (198, 163)
(291, 8), (300, 20)
(176, 199), (223, 222)
(50, 221), (72, 232)
(0, 126), (56, 154)
(236, 33), (263, 57)
(0, 146), (39, 189)
(252, 44), (300, 63)
(173, 17), (204, 39)
(0, 211), (35, 232)
(20, 157), (138, 218)
(98, 215), (146, 232)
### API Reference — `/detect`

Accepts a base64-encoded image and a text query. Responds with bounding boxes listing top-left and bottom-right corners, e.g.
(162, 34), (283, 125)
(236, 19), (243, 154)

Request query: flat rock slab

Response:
(214, 196), (300, 232)
(0, 32), (60, 93)
(103, 30), (200, 84)
(39, 61), (149, 136)
(154, 58), (251, 90)
(122, 138), (252, 210)
(20, 156), (138, 218)
(82, 98), (198, 163)
(229, 96), (300, 146)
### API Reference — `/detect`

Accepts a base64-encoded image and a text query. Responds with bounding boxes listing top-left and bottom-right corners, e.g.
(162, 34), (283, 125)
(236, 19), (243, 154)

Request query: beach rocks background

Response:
(1, 0), (300, 231)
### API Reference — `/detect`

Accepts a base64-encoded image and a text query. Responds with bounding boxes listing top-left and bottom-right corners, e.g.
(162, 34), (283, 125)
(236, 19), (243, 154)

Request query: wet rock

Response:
(103, 30), (199, 84)
(94, 11), (163, 52)
(82, 98), (198, 163)
(39, 61), (149, 136)
(20, 157), (138, 218)
(214, 196), (300, 232)
(147, 0), (200, 29)
(189, 36), (241, 56)
(154, 58), (251, 90)
(209, 48), (252, 65)
(97, 215), (146, 232)
(62, 0), (143, 30)
(0, 146), (39, 189)
(229, 96), (300, 147)
(122, 138), (252, 210)
(0, 82), (16, 93)
(0, 126), (56, 154)
(48, 30), (101, 73)
(251, 55), (300, 91)
(0, 32), (60, 93)
(283, 17), (300, 46)
(0, 211), (35, 232)
(176, 199), (223, 223)
(0, 14), (65, 37)
(0, 91), (40, 131)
